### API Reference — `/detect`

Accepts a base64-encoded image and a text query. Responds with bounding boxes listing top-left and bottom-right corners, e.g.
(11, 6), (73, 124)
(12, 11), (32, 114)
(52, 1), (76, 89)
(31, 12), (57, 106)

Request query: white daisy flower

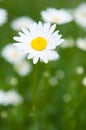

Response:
(63, 93), (72, 103)
(76, 66), (84, 75)
(1, 44), (25, 64)
(76, 38), (86, 51)
(0, 8), (8, 26)
(0, 90), (6, 105)
(9, 77), (18, 86)
(49, 76), (58, 86)
(0, 90), (23, 106)
(82, 77), (86, 87)
(11, 16), (34, 31)
(13, 60), (32, 76)
(13, 22), (64, 64)
(74, 3), (86, 29)
(1, 111), (8, 119)
(4, 90), (23, 105)
(41, 8), (73, 24)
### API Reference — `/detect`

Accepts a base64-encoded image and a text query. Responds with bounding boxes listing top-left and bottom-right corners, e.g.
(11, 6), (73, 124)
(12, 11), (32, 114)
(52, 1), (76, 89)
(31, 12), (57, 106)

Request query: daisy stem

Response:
(32, 62), (39, 128)
(43, 64), (50, 130)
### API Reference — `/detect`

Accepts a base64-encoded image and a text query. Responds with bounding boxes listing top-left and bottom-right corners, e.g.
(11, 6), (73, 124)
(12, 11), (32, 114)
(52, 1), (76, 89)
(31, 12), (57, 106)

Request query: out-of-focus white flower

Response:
(9, 77), (18, 86)
(56, 70), (65, 80)
(76, 66), (84, 75)
(74, 3), (86, 29)
(0, 90), (23, 106)
(82, 77), (86, 87)
(76, 38), (86, 51)
(5, 90), (23, 105)
(1, 44), (25, 64)
(1, 111), (8, 118)
(0, 90), (6, 104)
(41, 8), (73, 24)
(13, 21), (64, 64)
(49, 76), (58, 86)
(63, 93), (72, 103)
(11, 16), (34, 31)
(13, 60), (32, 76)
(61, 38), (74, 48)
(43, 71), (50, 78)
(0, 8), (8, 26)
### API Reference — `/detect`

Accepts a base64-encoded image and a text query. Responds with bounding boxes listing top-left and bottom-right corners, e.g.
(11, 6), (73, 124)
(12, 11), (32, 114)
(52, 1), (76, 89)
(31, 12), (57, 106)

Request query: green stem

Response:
(32, 62), (39, 129)
(43, 64), (51, 130)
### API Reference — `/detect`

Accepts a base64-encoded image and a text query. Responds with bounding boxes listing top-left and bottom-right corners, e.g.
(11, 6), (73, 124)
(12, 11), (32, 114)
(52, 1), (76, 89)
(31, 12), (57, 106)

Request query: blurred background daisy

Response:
(41, 8), (73, 24)
(74, 3), (86, 29)
(0, 8), (8, 26)
(11, 16), (34, 31)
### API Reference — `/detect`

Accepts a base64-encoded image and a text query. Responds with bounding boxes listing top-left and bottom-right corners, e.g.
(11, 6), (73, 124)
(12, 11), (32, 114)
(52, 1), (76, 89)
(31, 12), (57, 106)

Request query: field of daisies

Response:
(0, 0), (86, 130)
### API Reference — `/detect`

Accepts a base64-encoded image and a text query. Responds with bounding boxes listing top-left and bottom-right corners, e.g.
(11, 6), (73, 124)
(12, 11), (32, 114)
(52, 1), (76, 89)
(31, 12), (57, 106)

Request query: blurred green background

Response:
(0, 0), (86, 130)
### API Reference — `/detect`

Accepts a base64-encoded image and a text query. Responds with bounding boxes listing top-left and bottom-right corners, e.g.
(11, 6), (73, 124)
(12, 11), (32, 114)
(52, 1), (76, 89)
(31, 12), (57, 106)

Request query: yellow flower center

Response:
(53, 17), (61, 22)
(12, 52), (19, 58)
(31, 37), (47, 51)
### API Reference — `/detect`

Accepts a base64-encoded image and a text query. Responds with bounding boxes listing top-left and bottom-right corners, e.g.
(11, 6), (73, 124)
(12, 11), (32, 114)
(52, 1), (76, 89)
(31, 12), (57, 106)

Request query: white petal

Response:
(38, 21), (43, 29)
(33, 55), (39, 64)
(29, 22), (39, 37)
(43, 23), (50, 31)
(46, 44), (56, 49)
(51, 31), (60, 38)
(48, 50), (59, 60)
(40, 50), (59, 62)
(22, 28), (30, 36)
(13, 36), (28, 43)
(27, 54), (33, 59)
(49, 24), (56, 34)
(40, 53), (48, 63)
(43, 58), (48, 64)
(18, 32), (27, 38)
(14, 43), (28, 49)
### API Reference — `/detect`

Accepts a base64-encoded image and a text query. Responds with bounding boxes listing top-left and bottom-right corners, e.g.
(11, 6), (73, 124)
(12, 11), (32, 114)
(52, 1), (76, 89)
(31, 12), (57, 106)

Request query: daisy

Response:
(5, 90), (23, 105)
(11, 16), (34, 31)
(41, 8), (73, 24)
(74, 3), (86, 29)
(76, 38), (86, 51)
(0, 8), (8, 26)
(49, 76), (58, 86)
(82, 77), (86, 87)
(0, 90), (6, 105)
(63, 93), (71, 103)
(1, 111), (8, 119)
(1, 44), (25, 64)
(76, 66), (84, 75)
(13, 60), (32, 76)
(0, 90), (23, 105)
(13, 21), (64, 64)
